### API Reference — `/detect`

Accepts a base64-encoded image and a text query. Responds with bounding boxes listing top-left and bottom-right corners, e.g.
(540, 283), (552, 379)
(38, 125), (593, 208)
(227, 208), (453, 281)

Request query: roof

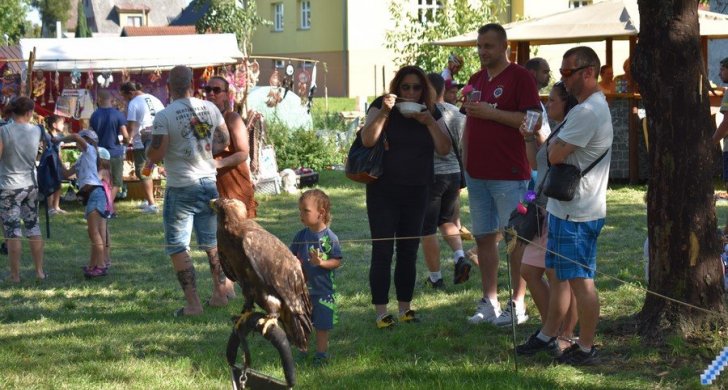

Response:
(432, 0), (728, 46)
(121, 25), (196, 36)
(86, 0), (191, 35)
(0, 45), (23, 73)
(19, 33), (244, 72)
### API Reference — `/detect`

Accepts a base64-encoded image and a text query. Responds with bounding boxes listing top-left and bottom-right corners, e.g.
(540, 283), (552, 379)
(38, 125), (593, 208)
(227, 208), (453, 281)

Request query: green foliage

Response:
(266, 119), (345, 171)
(191, 0), (270, 55)
(385, 0), (507, 82)
(0, 0), (30, 44)
(61, 148), (79, 165)
(31, 0), (71, 37)
(73, 0), (90, 38)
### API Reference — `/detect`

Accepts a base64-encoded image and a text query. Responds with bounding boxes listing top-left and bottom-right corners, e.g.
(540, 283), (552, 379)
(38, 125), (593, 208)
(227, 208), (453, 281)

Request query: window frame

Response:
(126, 15), (143, 27)
(415, 0), (442, 25)
(299, 0), (311, 30)
(273, 3), (284, 32)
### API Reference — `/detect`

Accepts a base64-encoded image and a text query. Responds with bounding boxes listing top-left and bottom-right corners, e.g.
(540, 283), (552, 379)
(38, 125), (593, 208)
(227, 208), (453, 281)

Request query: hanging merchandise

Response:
(32, 70), (46, 105)
(307, 63), (318, 113)
(266, 67), (283, 108)
(233, 63), (247, 105)
(201, 66), (214, 83)
(85, 69), (94, 89)
(70, 65), (81, 87)
(296, 63), (311, 107)
(148, 66), (161, 84)
(247, 59), (260, 90)
(281, 61), (294, 99)
(55, 89), (95, 120)
(121, 68), (130, 84)
(96, 70), (113, 88)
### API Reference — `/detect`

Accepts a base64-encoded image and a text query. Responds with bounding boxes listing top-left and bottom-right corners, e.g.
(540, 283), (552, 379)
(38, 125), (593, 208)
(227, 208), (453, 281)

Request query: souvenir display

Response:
(266, 68), (283, 107)
(148, 67), (162, 83)
(96, 71), (113, 88)
(201, 66), (214, 82)
(70, 66), (81, 87)
(296, 64), (310, 106)
(32, 71), (46, 105)
(233, 63), (247, 104)
(121, 68), (130, 83)
(247, 59), (260, 90)
(85, 69), (94, 89)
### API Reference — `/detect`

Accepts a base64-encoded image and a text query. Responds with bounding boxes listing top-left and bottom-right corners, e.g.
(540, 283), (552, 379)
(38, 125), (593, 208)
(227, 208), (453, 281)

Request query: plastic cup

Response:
(524, 110), (542, 133)
(468, 90), (481, 102)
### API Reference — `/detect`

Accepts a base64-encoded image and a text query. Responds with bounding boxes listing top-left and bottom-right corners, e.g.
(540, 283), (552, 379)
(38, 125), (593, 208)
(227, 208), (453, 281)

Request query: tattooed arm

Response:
(211, 121), (230, 155)
(547, 137), (578, 165)
(146, 134), (169, 164)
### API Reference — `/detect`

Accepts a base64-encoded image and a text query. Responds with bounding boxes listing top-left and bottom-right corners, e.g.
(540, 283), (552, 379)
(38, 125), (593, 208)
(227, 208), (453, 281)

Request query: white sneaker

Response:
(467, 299), (501, 324)
(141, 204), (159, 214)
(493, 300), (529, 327)
(137, 200), (149, 209)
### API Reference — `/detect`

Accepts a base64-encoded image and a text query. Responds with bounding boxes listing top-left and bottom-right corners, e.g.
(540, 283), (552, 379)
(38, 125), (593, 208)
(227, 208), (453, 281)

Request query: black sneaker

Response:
(556, 344), (599, 366)
(425, 277), (444, 289)
(453, 258), (471, 285)
(515, 330), (560, 357)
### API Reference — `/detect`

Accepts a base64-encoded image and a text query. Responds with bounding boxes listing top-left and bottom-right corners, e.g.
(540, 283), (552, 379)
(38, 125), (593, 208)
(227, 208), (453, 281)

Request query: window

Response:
(126, 16), (143, 27)
(273, 3), (284, 31)
(299, 1), (311, 30)
(416, 0), (442, 24)
(569, 1), (592, 8)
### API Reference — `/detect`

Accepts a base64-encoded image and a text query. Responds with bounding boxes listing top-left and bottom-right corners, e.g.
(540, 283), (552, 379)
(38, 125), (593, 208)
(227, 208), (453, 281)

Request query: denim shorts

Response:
(311, 293), (338, 330)
(464, 172), (527, 238)
(545, 214), (605, 281)
(162, 178), (219, 256)
(85, 186), (109, 219)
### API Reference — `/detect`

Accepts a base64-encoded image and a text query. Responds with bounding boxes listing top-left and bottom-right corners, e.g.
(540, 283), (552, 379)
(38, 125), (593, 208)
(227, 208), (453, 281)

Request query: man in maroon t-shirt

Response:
(461, 23), (541, 325)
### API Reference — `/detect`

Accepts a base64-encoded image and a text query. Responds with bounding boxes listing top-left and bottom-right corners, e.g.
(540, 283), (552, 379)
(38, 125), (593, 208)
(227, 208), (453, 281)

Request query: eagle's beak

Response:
(209, 198), (218, 212)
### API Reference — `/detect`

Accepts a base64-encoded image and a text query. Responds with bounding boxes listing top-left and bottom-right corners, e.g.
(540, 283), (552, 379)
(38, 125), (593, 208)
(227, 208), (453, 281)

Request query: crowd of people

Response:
(9, 21), (728, 370)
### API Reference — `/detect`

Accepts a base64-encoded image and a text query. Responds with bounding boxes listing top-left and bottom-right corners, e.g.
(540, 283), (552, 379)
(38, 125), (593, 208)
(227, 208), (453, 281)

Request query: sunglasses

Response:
(400, 83), (423, 92)
(204, 86), (227, 95)
(559, 65), (593, 78)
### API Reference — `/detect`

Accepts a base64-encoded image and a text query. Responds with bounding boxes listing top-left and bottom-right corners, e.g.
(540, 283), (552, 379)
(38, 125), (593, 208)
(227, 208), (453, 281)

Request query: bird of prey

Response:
(212, 198), (313, 351)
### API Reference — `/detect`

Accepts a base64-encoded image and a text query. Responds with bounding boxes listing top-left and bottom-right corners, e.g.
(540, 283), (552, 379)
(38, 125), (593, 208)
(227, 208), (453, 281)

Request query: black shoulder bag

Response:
(542, 146), (609, 202)
(345, 129), (388, 184)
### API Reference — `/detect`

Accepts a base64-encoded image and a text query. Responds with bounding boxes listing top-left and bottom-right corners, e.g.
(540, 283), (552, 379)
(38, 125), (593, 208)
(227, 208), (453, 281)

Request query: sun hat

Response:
(97, 147), (110, 160)
(78, 129), (99, 143)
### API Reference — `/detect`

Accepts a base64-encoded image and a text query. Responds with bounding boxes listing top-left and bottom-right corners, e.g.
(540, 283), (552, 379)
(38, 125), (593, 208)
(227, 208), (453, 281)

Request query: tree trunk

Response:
(633, 0), (724, 340)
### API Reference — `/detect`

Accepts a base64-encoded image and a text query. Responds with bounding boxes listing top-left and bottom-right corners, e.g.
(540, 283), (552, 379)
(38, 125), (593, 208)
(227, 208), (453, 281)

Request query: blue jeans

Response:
(465, 172), (527, 238)
(162, 178), (219, 256)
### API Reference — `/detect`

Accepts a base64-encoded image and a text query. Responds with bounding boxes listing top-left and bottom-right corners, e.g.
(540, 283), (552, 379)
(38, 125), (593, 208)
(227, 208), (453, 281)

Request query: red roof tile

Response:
(121, 26), (197, 37)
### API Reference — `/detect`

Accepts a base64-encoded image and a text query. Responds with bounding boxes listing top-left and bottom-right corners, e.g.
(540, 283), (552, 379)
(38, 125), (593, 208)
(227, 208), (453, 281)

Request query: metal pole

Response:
(505, 250), (518, 372)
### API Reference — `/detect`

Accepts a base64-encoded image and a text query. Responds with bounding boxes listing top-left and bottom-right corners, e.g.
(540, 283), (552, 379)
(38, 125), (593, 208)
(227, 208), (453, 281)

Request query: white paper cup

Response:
(524, 110), (541, 133)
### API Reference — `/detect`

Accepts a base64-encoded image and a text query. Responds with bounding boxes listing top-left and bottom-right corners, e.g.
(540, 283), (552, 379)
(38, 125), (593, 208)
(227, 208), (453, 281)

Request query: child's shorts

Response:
(311, 293), (338, 330)
(85, 187), (109, 219)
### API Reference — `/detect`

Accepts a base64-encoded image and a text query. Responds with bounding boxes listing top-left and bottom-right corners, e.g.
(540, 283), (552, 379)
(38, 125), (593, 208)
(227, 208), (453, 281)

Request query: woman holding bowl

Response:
(360, 65), (451, 328)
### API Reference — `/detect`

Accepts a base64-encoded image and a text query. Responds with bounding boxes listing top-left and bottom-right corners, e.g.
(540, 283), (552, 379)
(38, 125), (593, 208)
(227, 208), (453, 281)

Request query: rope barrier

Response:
(7, 221), (723, 317)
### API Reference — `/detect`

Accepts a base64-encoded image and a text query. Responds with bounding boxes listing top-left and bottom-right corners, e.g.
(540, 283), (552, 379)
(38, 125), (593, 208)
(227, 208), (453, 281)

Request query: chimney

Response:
(56, 21), (62, 38)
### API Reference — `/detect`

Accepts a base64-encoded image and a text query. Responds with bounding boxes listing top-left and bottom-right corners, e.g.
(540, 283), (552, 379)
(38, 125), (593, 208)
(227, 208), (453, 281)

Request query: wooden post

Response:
(606, 38), (613, 68)
(516, 40), (530, 65)
(508, 41), (517, 63)
(26, 47), (36, 97)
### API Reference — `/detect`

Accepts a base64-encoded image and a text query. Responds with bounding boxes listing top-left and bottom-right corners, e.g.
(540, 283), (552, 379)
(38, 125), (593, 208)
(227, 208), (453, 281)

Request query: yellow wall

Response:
(252, 0), (345, 54)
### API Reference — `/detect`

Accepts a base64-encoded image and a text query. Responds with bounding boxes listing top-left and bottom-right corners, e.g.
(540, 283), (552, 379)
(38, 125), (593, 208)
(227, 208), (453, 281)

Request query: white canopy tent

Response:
(19, 34), (244, 72)
(432, 0), (728, 47)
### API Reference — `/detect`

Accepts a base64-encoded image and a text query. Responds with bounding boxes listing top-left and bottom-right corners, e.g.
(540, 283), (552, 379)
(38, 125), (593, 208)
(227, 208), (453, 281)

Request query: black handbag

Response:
(345, 130), (388, 184)
(542, 149), (609, 201)
(506, 201), (546, 243)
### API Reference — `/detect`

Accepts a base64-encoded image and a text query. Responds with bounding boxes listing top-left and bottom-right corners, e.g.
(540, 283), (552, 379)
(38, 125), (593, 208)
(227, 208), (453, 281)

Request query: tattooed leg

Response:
(171, 251), (203, 315)
(206, 247), (234, 307)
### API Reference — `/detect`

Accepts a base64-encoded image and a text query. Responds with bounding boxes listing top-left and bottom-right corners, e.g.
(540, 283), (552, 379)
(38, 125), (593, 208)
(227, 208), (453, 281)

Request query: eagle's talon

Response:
(235, 310), (254, 330)
(257, 316), (278, 335)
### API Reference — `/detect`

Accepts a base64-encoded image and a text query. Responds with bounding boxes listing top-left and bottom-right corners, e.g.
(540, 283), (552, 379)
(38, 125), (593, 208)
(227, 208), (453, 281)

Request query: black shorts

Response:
(422, 173), (461, 235)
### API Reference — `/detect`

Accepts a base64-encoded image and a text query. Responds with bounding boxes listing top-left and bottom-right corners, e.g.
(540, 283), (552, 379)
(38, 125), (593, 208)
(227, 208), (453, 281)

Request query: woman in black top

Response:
(361, 65), (451, 328)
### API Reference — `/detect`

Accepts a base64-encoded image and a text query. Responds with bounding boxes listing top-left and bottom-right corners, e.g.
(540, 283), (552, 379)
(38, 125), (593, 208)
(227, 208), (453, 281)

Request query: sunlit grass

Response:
(1, 174), (727, 388)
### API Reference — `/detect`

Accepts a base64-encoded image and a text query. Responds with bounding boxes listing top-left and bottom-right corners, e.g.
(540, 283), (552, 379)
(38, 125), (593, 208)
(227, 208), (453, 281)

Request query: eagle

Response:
(212, 198), (313, 351)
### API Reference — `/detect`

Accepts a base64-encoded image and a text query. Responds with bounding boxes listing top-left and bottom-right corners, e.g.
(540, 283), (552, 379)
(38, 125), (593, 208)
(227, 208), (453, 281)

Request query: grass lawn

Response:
(1, 172), (727, 389)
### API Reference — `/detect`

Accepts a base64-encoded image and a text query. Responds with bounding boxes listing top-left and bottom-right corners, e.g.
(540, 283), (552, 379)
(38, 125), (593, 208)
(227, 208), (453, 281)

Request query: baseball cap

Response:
(78, 129), (99, 143)
(97, 147), (110, 160)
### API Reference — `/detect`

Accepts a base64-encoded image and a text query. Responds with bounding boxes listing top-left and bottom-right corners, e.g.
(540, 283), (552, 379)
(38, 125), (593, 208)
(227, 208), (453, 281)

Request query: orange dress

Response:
(215, 113), (258, 218)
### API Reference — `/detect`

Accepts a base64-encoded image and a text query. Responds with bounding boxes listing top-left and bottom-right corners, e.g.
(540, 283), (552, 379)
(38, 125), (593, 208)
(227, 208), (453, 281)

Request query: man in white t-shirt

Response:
(120, 82), (165, 213)
(147, 65), (233, 317)
(516, 46), (613, 366)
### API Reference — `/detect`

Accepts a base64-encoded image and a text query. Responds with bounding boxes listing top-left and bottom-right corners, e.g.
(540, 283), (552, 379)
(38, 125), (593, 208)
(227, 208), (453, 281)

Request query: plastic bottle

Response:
(140, 161), (155, 179)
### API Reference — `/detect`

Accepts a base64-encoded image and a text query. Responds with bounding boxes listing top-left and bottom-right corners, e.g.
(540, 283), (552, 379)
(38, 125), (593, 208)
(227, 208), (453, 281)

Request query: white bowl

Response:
(396, 102), (426, 115)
